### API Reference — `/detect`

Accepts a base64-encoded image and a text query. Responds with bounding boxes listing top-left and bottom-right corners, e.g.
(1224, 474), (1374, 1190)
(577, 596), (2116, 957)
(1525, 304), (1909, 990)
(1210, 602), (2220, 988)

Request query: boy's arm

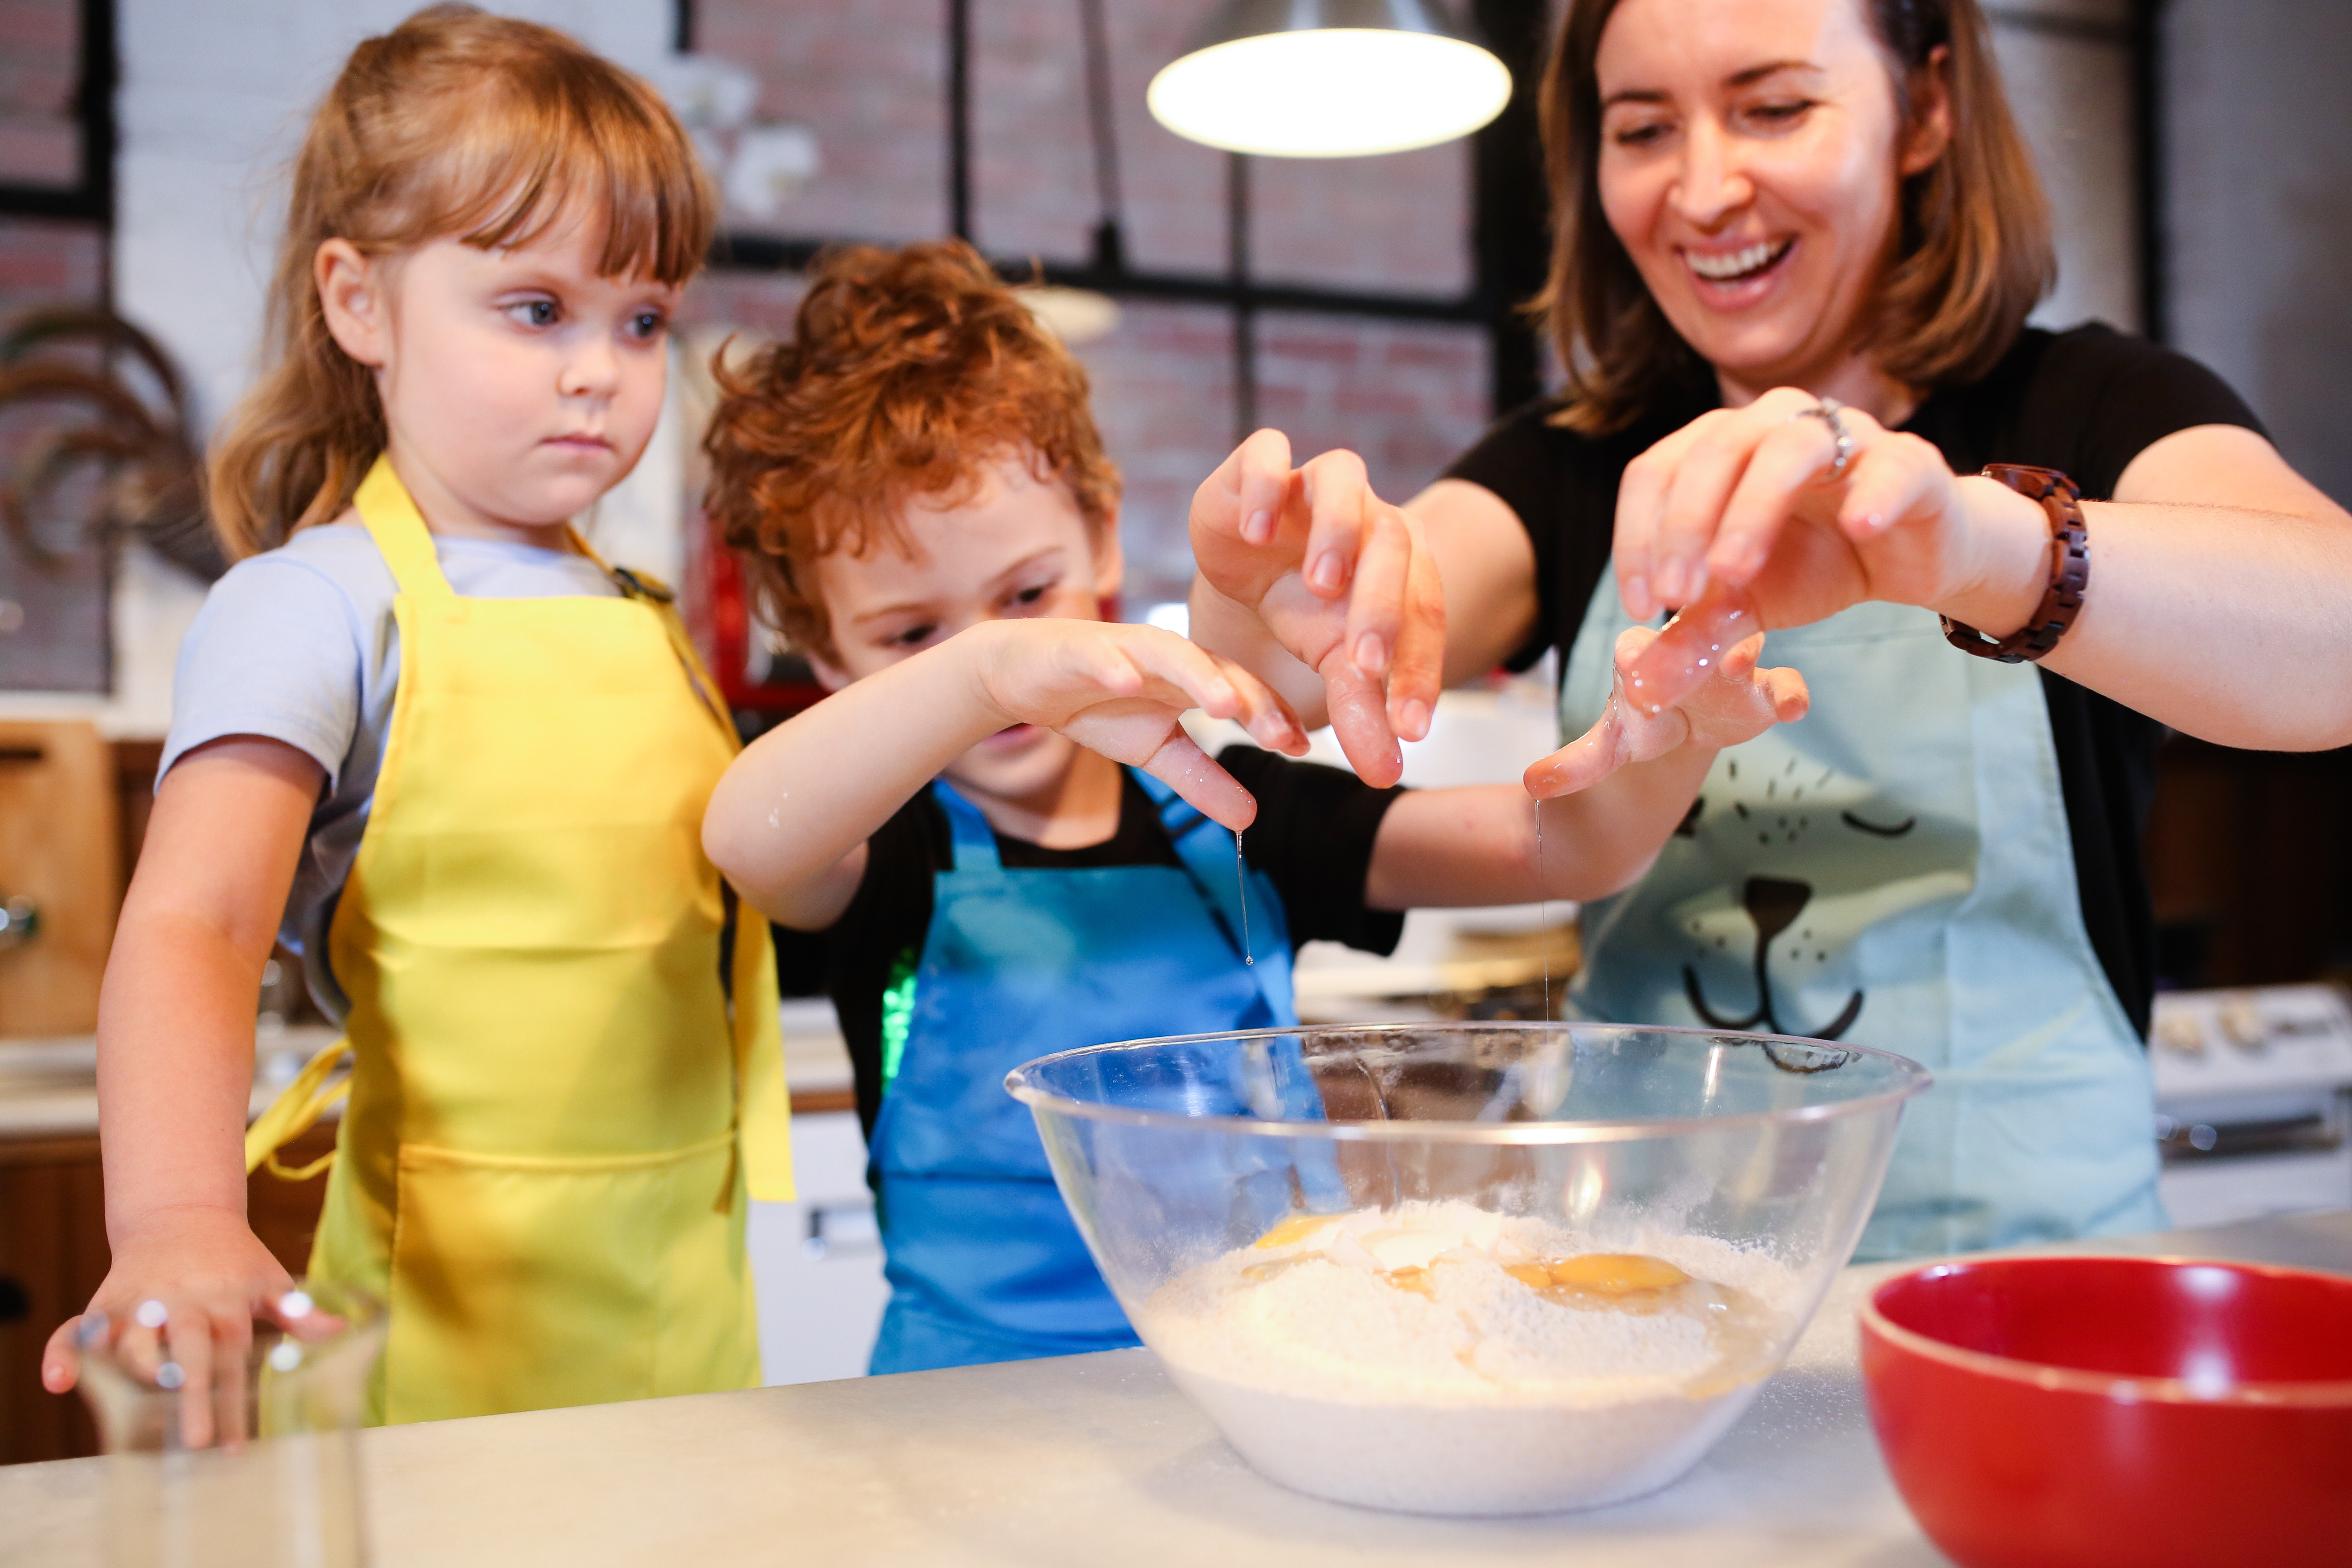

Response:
(42, 736), (319, 1441)
(1364, 627), (1807, 909)
(705, 618), (1305, 931)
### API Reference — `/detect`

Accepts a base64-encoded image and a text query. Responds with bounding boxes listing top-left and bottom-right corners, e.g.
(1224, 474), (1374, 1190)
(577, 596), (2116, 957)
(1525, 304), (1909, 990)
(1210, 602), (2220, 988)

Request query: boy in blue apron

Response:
(698, 241), (1811, 1374)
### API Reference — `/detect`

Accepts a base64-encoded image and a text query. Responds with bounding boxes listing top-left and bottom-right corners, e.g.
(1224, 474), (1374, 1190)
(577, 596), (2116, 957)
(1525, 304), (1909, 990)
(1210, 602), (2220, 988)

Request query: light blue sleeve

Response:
(159, 550), (374, 791)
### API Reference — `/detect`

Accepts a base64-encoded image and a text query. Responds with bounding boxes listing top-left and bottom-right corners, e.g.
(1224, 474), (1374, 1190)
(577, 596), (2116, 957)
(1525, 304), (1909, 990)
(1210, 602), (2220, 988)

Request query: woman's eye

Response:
(506, 298), (560, 328)
(1609, 119), (1670, 149)
(1745, 99), (1814, 128)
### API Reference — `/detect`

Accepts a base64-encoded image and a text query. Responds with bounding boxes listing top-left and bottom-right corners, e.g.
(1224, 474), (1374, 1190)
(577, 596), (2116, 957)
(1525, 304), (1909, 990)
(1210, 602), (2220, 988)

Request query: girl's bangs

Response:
(416, 85), (709, 284)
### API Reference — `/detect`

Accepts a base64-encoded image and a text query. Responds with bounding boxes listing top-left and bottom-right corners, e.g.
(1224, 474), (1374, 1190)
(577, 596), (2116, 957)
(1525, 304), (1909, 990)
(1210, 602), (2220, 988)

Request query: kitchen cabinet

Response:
(0, 722), (118, 1036)
(0, 1123), (336, 1465)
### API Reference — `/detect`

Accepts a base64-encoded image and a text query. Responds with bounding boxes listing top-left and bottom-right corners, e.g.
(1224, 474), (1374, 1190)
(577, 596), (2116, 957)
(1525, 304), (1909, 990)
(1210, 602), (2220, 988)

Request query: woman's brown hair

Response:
(207, 4), (714, 558)
(1536, 0), (2055, 434)
(702, 240), (1121, 663)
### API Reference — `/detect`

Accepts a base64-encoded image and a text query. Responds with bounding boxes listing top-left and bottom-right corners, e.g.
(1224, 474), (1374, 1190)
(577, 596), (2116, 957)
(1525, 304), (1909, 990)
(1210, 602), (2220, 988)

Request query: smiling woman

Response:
(1186, 0), (2352, 1263)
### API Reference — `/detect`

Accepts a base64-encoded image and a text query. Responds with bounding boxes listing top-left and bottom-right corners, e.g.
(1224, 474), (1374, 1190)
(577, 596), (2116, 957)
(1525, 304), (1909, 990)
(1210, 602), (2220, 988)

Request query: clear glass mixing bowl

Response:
(1006, 1022), (1930, 1516)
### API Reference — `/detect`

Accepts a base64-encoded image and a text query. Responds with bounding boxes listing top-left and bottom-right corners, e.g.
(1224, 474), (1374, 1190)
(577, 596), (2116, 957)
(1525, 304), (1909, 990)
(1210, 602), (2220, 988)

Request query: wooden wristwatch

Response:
(1940, 464), (2089, 664)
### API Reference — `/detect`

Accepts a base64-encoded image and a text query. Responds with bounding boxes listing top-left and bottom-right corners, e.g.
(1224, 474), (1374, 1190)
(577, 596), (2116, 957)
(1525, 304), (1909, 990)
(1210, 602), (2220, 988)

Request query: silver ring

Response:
(1795, 396), (1855, 475)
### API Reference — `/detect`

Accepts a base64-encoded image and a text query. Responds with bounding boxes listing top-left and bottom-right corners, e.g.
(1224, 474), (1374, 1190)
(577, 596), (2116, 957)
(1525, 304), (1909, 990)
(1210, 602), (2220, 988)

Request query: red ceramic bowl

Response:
(1858, 1255), (2352, 1568)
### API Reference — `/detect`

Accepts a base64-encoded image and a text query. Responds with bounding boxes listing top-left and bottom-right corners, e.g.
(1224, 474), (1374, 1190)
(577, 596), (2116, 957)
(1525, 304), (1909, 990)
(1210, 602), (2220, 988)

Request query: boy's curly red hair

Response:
(703, 240), (1121, 661)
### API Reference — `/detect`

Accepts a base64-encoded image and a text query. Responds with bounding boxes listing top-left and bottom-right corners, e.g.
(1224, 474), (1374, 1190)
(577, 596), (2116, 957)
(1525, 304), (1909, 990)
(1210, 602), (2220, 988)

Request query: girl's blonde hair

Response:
(209, 4), (715, 558)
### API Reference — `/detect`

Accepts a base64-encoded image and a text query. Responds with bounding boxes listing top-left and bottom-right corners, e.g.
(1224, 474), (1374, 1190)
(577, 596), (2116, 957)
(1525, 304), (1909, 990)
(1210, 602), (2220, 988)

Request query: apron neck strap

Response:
(353, 457), (455, 604)
(929, 780), (1003, 874)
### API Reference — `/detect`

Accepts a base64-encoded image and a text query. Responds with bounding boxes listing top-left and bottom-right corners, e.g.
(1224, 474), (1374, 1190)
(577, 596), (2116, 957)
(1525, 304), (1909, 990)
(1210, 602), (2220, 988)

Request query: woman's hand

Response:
(967, 619), (1306, 829)
(1612, 387), (2047, 709)
(1527, 624), (1811, 798)
(1187, 431), (1448, 787)
(42, 1206), (294, 1448)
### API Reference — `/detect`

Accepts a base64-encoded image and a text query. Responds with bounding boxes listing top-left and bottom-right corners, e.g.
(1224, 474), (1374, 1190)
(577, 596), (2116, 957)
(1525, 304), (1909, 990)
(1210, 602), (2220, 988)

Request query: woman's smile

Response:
(1679, 236), (1797, 303)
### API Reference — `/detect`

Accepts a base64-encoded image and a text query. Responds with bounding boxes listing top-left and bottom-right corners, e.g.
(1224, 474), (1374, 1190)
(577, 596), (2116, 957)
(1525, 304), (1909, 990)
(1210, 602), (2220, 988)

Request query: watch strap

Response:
(1940, 464), (2089, 664)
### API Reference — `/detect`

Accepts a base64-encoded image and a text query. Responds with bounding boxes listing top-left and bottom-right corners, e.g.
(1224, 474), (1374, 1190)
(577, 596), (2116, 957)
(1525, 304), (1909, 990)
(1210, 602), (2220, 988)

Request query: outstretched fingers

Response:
(1295, 447), (1373, 598)
(1194, 428), (1296, 548)
(1318, 645), (1404, 788)
(1139, 732), (1259, 831)
(1620, 582), (1764, 717)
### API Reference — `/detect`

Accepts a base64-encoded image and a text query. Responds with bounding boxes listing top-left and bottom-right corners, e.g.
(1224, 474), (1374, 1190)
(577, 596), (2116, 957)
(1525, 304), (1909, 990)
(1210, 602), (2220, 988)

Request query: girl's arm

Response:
(1365, 626), (1808, 909)
(705, 618), (1305, 931)
(41, 736), (321, 1444)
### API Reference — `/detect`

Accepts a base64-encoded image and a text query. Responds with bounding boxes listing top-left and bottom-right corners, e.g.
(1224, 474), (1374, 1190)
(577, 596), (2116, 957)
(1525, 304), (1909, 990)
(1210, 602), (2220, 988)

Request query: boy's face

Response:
(810, 453), (1121, 805)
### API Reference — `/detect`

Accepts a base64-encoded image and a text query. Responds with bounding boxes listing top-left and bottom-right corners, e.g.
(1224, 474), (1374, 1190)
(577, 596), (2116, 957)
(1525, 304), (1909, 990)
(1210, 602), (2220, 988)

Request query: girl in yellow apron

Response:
(41, 9), (790, 1428)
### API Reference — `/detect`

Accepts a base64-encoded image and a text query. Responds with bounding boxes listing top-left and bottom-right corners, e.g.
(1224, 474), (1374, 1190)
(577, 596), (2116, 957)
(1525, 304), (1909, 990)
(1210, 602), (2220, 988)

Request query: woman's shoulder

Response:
(1929, 323), (2265, 498)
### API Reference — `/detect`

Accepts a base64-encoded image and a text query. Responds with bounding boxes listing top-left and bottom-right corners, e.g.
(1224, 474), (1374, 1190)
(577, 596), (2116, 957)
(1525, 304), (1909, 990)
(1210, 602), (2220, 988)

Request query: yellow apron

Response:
(245, 457), (793, 1425)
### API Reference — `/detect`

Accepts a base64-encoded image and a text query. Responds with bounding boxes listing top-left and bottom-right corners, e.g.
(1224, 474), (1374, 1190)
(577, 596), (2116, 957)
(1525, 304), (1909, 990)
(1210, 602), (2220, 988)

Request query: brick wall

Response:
(688, 0), (1493, 613)
(0, 216), (102, 320)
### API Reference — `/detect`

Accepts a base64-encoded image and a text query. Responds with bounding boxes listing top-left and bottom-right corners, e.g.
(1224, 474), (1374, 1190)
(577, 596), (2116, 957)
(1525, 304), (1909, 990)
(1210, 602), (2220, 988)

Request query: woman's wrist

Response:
(1931, 474), (2055, 637)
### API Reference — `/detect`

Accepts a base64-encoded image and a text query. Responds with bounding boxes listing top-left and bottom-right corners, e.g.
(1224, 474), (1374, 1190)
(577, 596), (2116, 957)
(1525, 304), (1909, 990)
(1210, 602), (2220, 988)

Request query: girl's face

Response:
(320, 217), (680, 539)
(811, 455), (1121, 808)
(1593, 0), (1947, 401)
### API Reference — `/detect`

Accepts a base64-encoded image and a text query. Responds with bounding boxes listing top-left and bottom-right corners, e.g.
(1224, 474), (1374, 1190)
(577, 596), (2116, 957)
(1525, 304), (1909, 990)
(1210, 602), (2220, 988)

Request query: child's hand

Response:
(1523, 624), (1809, 798)
(41, 1205), (294, 1448)
(970, 619), (1308, 829)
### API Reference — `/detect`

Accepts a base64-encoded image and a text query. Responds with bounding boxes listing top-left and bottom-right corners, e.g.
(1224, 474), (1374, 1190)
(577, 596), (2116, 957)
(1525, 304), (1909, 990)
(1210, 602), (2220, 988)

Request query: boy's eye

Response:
(1009, 584), (1050, 609)
(887, 622), (939, 649)
(507, 298), (560, 328)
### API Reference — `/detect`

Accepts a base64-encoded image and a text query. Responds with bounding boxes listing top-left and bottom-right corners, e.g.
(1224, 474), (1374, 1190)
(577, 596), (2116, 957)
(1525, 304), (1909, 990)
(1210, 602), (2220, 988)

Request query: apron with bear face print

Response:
(1559, 571), (2166, 1259)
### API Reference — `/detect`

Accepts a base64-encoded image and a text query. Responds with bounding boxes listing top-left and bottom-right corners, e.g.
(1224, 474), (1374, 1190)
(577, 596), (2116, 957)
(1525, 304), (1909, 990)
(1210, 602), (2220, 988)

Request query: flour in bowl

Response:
(1136, 1200), (1800, 1515)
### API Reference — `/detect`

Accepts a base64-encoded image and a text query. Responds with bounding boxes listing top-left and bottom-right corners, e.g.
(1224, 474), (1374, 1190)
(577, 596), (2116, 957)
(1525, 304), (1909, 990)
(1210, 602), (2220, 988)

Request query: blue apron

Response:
(1560, 571), (2165, 1259)
(866, 770), (1297, 1374)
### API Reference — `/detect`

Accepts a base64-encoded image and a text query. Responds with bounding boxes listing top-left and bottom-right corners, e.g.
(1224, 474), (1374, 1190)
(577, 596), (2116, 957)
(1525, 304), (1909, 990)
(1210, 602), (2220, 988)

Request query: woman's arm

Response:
(2031, 425), (2352, 748)
(1366, 625), (1809, 908)
(1613, 396), (2352, 752)
(705, 618), (1304, 931)
(41, 736), (320, 1441)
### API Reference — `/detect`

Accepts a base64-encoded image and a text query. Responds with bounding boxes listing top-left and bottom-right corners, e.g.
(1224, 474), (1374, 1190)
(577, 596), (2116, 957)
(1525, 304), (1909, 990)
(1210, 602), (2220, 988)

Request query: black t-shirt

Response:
(1442, 323), (2265, 1039)
(775, 745), (1406, 1136)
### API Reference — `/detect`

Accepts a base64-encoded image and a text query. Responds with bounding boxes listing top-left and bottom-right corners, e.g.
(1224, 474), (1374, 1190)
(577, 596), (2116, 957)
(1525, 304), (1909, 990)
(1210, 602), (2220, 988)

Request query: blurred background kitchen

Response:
(2, 0), (2348, 1460)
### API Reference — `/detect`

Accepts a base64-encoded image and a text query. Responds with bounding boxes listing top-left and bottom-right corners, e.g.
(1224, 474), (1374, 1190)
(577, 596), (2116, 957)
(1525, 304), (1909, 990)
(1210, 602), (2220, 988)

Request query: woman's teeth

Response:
(1686, 240), (1789, 282)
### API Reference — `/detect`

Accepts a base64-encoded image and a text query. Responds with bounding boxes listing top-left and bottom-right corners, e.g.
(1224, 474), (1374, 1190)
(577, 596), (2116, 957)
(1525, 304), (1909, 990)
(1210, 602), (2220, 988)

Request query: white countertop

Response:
(0, 1003), (855, 1140)
(8, 1209), (2347, 1566)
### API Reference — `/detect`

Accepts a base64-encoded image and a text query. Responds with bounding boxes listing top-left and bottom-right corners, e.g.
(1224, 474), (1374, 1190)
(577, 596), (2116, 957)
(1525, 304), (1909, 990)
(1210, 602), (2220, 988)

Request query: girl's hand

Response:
(1188, 430), (1447, 786)
(1526, 624), (1810, 798)
(1613, 387), (2047, 709)
(969, 619), (1307, 829)
(41, 1205), (294, 1448)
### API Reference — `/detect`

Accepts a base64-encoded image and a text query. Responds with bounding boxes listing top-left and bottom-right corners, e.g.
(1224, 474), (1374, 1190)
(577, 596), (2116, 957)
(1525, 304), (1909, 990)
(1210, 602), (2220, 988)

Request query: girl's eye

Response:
(1009, 584), (1051, 609)
(887, 623), (939, 650)
(628, 310), (669, 341)
(507, 298), (560, 328)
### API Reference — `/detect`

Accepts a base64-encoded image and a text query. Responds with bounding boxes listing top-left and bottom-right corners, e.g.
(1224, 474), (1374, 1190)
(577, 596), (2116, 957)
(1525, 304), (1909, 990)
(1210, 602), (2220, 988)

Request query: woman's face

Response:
(1593, 0), (1945, 399)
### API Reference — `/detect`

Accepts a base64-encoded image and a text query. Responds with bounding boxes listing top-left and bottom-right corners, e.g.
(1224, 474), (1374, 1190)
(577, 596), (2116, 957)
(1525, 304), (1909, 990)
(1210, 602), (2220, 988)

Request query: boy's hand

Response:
(970, 620), (1307, 829)
(1524, 625), (1809, 798)
(41, 1205), (294, 1448)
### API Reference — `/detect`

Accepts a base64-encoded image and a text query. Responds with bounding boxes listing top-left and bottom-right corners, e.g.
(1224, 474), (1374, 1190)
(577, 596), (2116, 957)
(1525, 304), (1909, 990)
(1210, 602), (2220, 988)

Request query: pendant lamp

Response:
(1147, 0), (1512, 158)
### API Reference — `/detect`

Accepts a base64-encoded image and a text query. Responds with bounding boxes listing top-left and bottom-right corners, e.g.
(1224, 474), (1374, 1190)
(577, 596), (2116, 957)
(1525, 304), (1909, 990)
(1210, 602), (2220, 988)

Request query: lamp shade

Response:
(1147, 0), (1512, 158)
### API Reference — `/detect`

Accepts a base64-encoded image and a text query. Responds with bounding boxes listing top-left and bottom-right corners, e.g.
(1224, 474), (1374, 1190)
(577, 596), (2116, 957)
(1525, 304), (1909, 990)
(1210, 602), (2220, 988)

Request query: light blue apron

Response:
(866, 771), (1297, 1373)
(1560, 573), (2166, 1258)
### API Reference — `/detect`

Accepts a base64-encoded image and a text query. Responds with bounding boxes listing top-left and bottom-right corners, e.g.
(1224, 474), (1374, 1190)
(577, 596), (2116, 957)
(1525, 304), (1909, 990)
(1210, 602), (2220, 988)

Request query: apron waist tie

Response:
(243, 1036), (351, 1180)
